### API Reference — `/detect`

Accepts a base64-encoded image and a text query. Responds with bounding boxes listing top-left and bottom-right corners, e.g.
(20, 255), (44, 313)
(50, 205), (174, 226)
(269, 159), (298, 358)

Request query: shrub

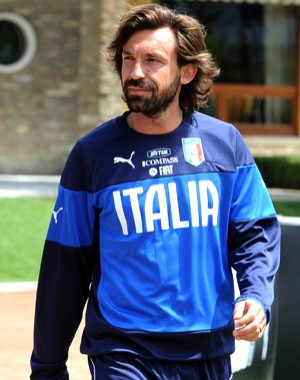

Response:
(255, 156), (300, 189)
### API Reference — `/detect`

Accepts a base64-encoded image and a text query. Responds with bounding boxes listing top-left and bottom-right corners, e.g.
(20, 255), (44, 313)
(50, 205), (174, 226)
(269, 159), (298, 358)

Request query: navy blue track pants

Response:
(88, 353), (233, 380)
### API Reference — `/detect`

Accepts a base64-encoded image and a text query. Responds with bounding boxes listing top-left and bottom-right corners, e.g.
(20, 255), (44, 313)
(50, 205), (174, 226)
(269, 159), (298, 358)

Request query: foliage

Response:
(255, 156), (300, 189)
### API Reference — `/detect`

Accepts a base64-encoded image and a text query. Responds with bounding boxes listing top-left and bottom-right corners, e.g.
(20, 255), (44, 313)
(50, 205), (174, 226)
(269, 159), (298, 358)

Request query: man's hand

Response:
(233, 299), (266, 341)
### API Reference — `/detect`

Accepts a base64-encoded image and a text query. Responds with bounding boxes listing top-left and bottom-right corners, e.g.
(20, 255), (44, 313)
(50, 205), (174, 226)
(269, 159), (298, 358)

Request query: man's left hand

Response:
(233, 299), (266, 341)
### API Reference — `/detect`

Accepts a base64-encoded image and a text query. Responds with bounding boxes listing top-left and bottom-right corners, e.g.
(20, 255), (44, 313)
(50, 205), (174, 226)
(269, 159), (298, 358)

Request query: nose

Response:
(130, 61), (145, 80)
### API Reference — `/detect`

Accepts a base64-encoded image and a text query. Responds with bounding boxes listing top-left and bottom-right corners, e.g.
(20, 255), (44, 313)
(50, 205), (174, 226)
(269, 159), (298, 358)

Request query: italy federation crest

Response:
(182, 138), (205, 167)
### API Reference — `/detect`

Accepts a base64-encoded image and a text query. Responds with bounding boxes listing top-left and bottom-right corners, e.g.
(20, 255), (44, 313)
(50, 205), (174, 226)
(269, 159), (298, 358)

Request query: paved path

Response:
(0, 285), (90, 379)
(0, 174), (60, 198)
(1, 174), (300, 201)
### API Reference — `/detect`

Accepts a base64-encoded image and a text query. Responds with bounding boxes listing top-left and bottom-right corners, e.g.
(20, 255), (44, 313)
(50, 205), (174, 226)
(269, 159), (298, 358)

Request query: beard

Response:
(123, 72), (181, 117)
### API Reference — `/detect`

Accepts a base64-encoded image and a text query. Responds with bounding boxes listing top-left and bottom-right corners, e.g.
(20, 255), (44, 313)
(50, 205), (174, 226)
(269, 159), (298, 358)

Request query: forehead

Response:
(123, 27), (177, 56)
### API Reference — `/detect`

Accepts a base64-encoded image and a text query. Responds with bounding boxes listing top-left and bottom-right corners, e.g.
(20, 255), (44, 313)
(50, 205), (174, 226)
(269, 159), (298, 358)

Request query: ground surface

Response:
(0, 287), (90, 379)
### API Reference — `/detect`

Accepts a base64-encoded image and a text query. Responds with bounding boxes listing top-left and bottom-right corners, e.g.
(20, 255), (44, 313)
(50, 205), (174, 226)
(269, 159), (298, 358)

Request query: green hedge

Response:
(255, 156), (300, 189)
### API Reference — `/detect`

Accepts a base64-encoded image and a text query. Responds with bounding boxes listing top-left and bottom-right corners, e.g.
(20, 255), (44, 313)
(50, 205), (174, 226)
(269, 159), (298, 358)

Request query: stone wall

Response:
(0, 0), (126, 174)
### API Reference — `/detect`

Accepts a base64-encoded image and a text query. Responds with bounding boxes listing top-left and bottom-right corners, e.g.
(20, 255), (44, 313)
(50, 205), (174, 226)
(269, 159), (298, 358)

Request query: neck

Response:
(127, 105), (183, 135)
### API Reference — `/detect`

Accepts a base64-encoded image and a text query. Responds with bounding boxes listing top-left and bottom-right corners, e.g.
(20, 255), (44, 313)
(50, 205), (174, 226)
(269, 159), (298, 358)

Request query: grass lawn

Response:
(273, 202), (300, 217)
(0, 197), (55, 282)
(0, 197), (299, 282)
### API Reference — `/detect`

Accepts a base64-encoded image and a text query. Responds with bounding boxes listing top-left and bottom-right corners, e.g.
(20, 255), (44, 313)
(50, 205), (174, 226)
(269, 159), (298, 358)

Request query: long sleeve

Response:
(30, 142), (96, 379)
(228, 161), (281, 323)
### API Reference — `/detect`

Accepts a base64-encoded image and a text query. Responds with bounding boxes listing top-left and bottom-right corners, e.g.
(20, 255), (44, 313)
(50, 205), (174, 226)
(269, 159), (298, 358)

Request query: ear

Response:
(180, 64), (198, 85)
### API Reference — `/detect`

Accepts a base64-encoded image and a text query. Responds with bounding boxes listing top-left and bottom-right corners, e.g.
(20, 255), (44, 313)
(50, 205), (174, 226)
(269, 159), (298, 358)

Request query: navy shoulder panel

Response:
(60, 115), (127, 192)
(191, 113), (255, 168)
(60, 112), (255, 193)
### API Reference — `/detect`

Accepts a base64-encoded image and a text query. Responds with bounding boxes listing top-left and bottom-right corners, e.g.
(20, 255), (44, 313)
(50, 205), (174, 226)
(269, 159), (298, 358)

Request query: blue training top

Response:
(30, 111), (280, 378)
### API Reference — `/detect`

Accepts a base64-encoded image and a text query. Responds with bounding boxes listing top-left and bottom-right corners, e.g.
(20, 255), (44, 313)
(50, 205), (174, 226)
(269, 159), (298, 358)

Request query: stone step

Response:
(245, 137), (300, 157)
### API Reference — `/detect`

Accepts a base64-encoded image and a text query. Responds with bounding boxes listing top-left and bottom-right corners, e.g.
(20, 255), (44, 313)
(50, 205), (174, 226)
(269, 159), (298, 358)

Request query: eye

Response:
(146, 56), (160, 63)
(122, 53), (134, 62)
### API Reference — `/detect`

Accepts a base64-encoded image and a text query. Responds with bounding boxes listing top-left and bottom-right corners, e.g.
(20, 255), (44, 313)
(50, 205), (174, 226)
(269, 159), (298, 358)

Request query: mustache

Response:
(124, 79), (156, 91)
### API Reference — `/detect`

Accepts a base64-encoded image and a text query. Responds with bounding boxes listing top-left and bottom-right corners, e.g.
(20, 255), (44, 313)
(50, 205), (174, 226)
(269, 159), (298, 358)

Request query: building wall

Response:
(0, 0), (126, 174)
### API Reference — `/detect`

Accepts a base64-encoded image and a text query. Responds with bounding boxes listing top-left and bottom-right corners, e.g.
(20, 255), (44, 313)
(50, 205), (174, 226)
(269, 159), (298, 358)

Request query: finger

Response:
(233, 301), (255, 330)
(235, 324), (265, 342)
(233, 314), (266, 341)
(233, 301), (246, 321)
(234, 300), (262, 327)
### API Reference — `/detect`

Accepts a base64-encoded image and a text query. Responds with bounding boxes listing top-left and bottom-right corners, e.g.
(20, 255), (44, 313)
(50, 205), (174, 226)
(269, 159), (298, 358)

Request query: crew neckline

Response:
(118, 111), (191, 137)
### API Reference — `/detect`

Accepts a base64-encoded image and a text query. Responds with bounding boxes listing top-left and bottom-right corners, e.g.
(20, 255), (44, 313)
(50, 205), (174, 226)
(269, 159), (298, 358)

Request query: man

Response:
(30, 4), (280, 380)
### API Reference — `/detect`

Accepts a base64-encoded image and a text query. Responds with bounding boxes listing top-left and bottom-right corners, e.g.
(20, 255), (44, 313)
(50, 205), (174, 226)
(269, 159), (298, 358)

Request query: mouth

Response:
(125, 79), (156, 94)
(127, 86), (151, 95)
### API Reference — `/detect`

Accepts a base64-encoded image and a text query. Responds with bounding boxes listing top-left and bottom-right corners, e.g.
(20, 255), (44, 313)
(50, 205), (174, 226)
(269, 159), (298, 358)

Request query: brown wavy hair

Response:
(106, 3), (220, 113)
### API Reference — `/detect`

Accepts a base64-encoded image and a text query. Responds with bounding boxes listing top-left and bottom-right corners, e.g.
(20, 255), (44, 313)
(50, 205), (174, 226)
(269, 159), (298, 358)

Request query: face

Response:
(121, 27), (182, 117)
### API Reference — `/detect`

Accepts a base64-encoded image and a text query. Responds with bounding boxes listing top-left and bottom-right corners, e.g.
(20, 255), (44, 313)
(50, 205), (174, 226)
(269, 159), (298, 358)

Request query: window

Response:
(162, 1), (298, 133)
(0, 12), (37, 74)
